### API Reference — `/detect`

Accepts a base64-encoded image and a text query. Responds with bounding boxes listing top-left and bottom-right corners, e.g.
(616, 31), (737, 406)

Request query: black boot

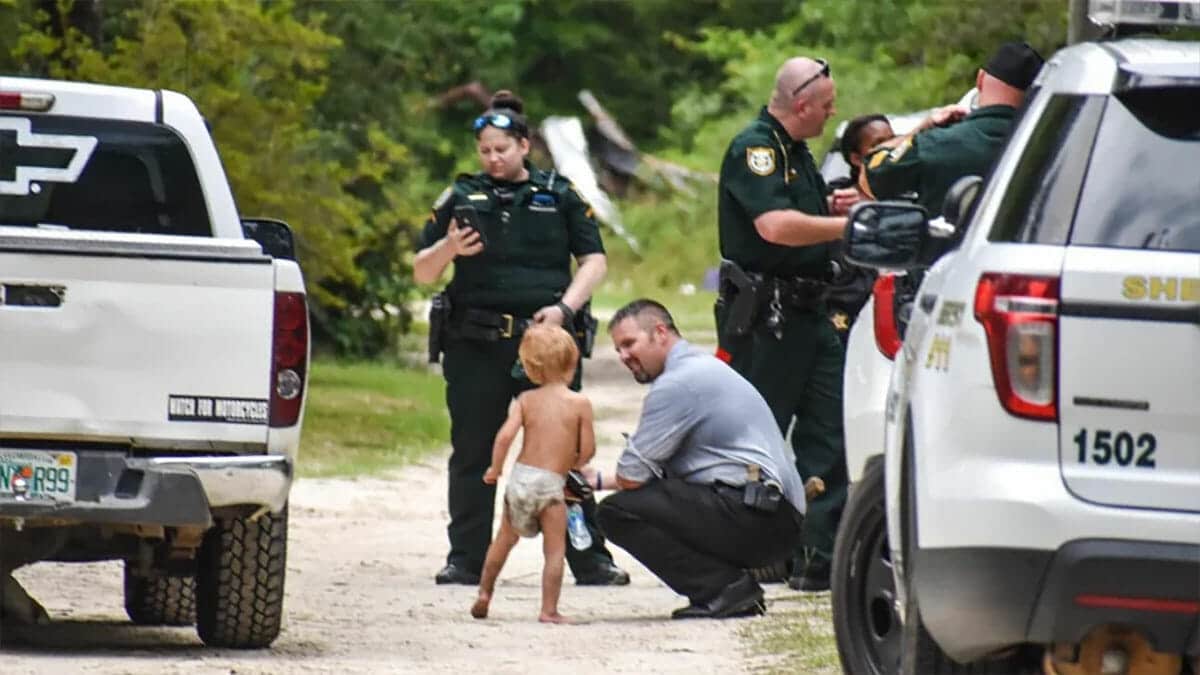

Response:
(671, 572), (765, 619)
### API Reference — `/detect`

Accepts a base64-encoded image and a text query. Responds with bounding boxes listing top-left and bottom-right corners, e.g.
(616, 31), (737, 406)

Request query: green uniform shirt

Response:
(718, 108), (831, 278)
(864, 105), (1016, 217)
(420, 162), (604, 315)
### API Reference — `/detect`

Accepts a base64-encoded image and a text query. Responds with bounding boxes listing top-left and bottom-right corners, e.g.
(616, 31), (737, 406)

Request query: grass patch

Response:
(743, 593), (840, 674)
(299, 359), (448, 477)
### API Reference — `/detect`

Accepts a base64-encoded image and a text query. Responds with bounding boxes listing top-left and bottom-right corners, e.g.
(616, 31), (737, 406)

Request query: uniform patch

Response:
(867, 149), (888, 170)
(432, 186), (452, 210)
(888, 137), (913, 163)
(746, 146), (776, 176)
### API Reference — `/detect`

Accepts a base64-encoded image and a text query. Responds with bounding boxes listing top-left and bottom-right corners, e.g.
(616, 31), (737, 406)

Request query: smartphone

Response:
(453, 204), (488, 248)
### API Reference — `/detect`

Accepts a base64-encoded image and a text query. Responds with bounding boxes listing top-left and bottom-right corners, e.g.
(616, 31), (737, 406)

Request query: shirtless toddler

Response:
(470, 324), (595, 623)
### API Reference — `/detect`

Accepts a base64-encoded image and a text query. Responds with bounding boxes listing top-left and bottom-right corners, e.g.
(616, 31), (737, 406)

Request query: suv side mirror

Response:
(843, 201), (930, 270)
(942, 175), (983, 228)
(241, 218), (296, 260)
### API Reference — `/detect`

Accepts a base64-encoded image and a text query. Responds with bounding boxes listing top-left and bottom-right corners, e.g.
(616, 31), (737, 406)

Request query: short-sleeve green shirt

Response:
(718, 108), (831, 278)
(864, 105), (1016, 217)
(419, 162), (604, 315)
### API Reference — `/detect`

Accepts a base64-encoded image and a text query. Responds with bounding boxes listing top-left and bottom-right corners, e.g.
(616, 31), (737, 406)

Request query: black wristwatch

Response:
(555, 301), (575, 326)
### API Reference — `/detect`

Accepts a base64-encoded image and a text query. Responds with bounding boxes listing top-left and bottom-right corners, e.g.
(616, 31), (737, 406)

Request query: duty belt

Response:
(718, 260), (830, 340)
(452, 308), (533, 341)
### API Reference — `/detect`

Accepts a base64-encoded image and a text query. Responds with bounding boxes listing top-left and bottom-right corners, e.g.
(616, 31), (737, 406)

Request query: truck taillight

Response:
(271, 292), (308, 427)
(873, 274), (903, 359)
(974, 273), (1059, 421)
(0, 91), (55, 111)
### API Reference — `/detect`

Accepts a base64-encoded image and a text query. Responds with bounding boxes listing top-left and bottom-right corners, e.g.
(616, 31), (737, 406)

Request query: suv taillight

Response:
(974, 273), (1059, 421)
(270, 292), (308, 427)
(873, 274), (902, 359)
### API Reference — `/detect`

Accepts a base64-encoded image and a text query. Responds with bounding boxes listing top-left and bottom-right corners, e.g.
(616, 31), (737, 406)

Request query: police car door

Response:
(1056, 85), (1200, 514)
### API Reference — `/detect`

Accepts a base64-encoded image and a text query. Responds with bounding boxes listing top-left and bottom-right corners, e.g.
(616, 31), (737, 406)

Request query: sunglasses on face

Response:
(473, 112), (526, 136)
(792, 58), (831, 97)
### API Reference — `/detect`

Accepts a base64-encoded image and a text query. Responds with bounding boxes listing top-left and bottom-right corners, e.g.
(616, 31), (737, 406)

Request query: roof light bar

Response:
(0, 91), (56, 112)
(1089, 0), (1200, 27)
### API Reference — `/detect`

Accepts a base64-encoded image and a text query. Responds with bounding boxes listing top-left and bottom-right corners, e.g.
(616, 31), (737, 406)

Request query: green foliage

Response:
(7, 0), (1148, 349)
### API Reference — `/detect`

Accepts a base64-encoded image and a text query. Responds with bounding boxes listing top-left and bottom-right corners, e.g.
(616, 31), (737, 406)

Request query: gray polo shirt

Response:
(617, 340), (806, 514)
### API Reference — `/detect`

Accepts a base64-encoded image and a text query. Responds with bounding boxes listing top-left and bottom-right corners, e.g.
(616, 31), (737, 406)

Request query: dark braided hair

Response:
(840, 114), (890, 181)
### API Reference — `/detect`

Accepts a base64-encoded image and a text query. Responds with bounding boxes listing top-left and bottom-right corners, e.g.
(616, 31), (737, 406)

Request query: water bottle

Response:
(566, 503), (592, 550)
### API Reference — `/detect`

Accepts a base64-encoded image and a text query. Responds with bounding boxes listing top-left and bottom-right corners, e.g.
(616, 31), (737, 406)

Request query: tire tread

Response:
(195, 507), (287, 649)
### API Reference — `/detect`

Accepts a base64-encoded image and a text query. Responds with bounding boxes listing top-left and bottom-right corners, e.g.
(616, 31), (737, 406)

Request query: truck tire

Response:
(195, 506), (287, 648)
(123, 563), (196, 626)
(832, 457), (899, 675)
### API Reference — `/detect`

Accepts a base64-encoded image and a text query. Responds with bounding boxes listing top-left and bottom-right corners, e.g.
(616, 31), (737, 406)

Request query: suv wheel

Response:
(195, 506), (288, 648)
(123, 563), (196, 626)
(832, 457), (899, 674)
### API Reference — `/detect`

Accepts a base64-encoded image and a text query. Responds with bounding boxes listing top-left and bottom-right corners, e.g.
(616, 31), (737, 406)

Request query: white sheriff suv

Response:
(0, 77), (308, 648)
(832, 37), (1200, 675)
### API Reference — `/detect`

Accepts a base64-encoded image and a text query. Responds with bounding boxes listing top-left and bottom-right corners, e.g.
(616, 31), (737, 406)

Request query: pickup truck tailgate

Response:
(0, 229), (274, 447)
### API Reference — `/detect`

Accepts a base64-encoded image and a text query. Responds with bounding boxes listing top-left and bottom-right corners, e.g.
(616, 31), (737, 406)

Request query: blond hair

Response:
(518, 324), (579, 385)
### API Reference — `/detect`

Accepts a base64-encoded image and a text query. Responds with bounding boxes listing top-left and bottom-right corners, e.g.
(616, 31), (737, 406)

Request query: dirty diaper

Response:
(504, 462), (566, 537)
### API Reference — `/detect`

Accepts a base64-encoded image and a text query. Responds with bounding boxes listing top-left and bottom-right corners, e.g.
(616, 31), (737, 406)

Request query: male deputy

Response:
(862, 42), (1044, 215)
(594, 299), (806, 619)
(715, 57), (852, 591)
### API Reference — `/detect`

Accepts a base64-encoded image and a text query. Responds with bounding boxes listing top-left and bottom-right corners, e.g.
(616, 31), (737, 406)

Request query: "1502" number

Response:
(1073, 429), (1156, 468)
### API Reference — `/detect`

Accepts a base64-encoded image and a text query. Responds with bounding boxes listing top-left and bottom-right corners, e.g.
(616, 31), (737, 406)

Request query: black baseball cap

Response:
(983, 42), (1044, 91)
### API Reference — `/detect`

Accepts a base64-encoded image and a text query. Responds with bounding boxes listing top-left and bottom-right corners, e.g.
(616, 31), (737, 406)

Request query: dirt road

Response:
(1, 342), (795, 674)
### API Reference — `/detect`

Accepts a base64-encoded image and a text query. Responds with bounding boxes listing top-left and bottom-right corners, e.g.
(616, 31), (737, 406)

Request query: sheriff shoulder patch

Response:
(888, 137), (913, 163)
(867, 148), (889, 170)
(746, 146), (776, 176)
(432, 186), (452, 210)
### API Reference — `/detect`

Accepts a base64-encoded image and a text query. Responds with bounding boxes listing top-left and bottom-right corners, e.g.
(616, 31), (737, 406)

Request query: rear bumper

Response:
(0, 453), (291, 528)
(145, 455), (291, 512)
(915, 539), (1200, 662)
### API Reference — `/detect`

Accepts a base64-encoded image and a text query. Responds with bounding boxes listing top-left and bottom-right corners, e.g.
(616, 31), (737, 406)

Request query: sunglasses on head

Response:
(792, 58), (831, 97)
(473, 112), (526, 136)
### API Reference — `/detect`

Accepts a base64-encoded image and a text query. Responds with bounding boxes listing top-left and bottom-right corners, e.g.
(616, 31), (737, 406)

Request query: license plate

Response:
(0, 450), (77, 503)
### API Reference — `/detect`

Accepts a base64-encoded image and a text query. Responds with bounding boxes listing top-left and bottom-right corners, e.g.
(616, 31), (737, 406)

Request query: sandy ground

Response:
(0, 342), (794, 674)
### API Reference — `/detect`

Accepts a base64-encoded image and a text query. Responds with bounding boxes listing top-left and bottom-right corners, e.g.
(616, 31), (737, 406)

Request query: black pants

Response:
(716, 303), (847, 567)
(441, 333), (615, 576)
(597, 479), (803, 603)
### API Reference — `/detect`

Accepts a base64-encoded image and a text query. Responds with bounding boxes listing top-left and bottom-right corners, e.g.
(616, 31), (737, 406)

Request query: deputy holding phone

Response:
(413, 89), (628, 588)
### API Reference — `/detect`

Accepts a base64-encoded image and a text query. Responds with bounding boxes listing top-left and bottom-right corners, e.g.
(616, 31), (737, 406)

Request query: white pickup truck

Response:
(0, 76), (308, 648)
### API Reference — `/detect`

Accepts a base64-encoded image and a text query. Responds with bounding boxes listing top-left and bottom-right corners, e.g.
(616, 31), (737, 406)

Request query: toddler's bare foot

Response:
(470, 595), (490, 619)
(538, 612), (570, 624)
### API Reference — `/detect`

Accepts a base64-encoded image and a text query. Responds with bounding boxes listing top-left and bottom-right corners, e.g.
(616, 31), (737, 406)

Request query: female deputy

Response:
(414, 90), (628, 587)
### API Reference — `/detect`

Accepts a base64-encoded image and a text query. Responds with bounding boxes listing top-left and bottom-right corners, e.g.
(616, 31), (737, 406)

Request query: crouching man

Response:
(593, 299), (806, 619)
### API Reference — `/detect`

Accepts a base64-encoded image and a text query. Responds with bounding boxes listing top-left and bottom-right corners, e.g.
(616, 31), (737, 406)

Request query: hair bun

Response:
(490, 89), (524, 114)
